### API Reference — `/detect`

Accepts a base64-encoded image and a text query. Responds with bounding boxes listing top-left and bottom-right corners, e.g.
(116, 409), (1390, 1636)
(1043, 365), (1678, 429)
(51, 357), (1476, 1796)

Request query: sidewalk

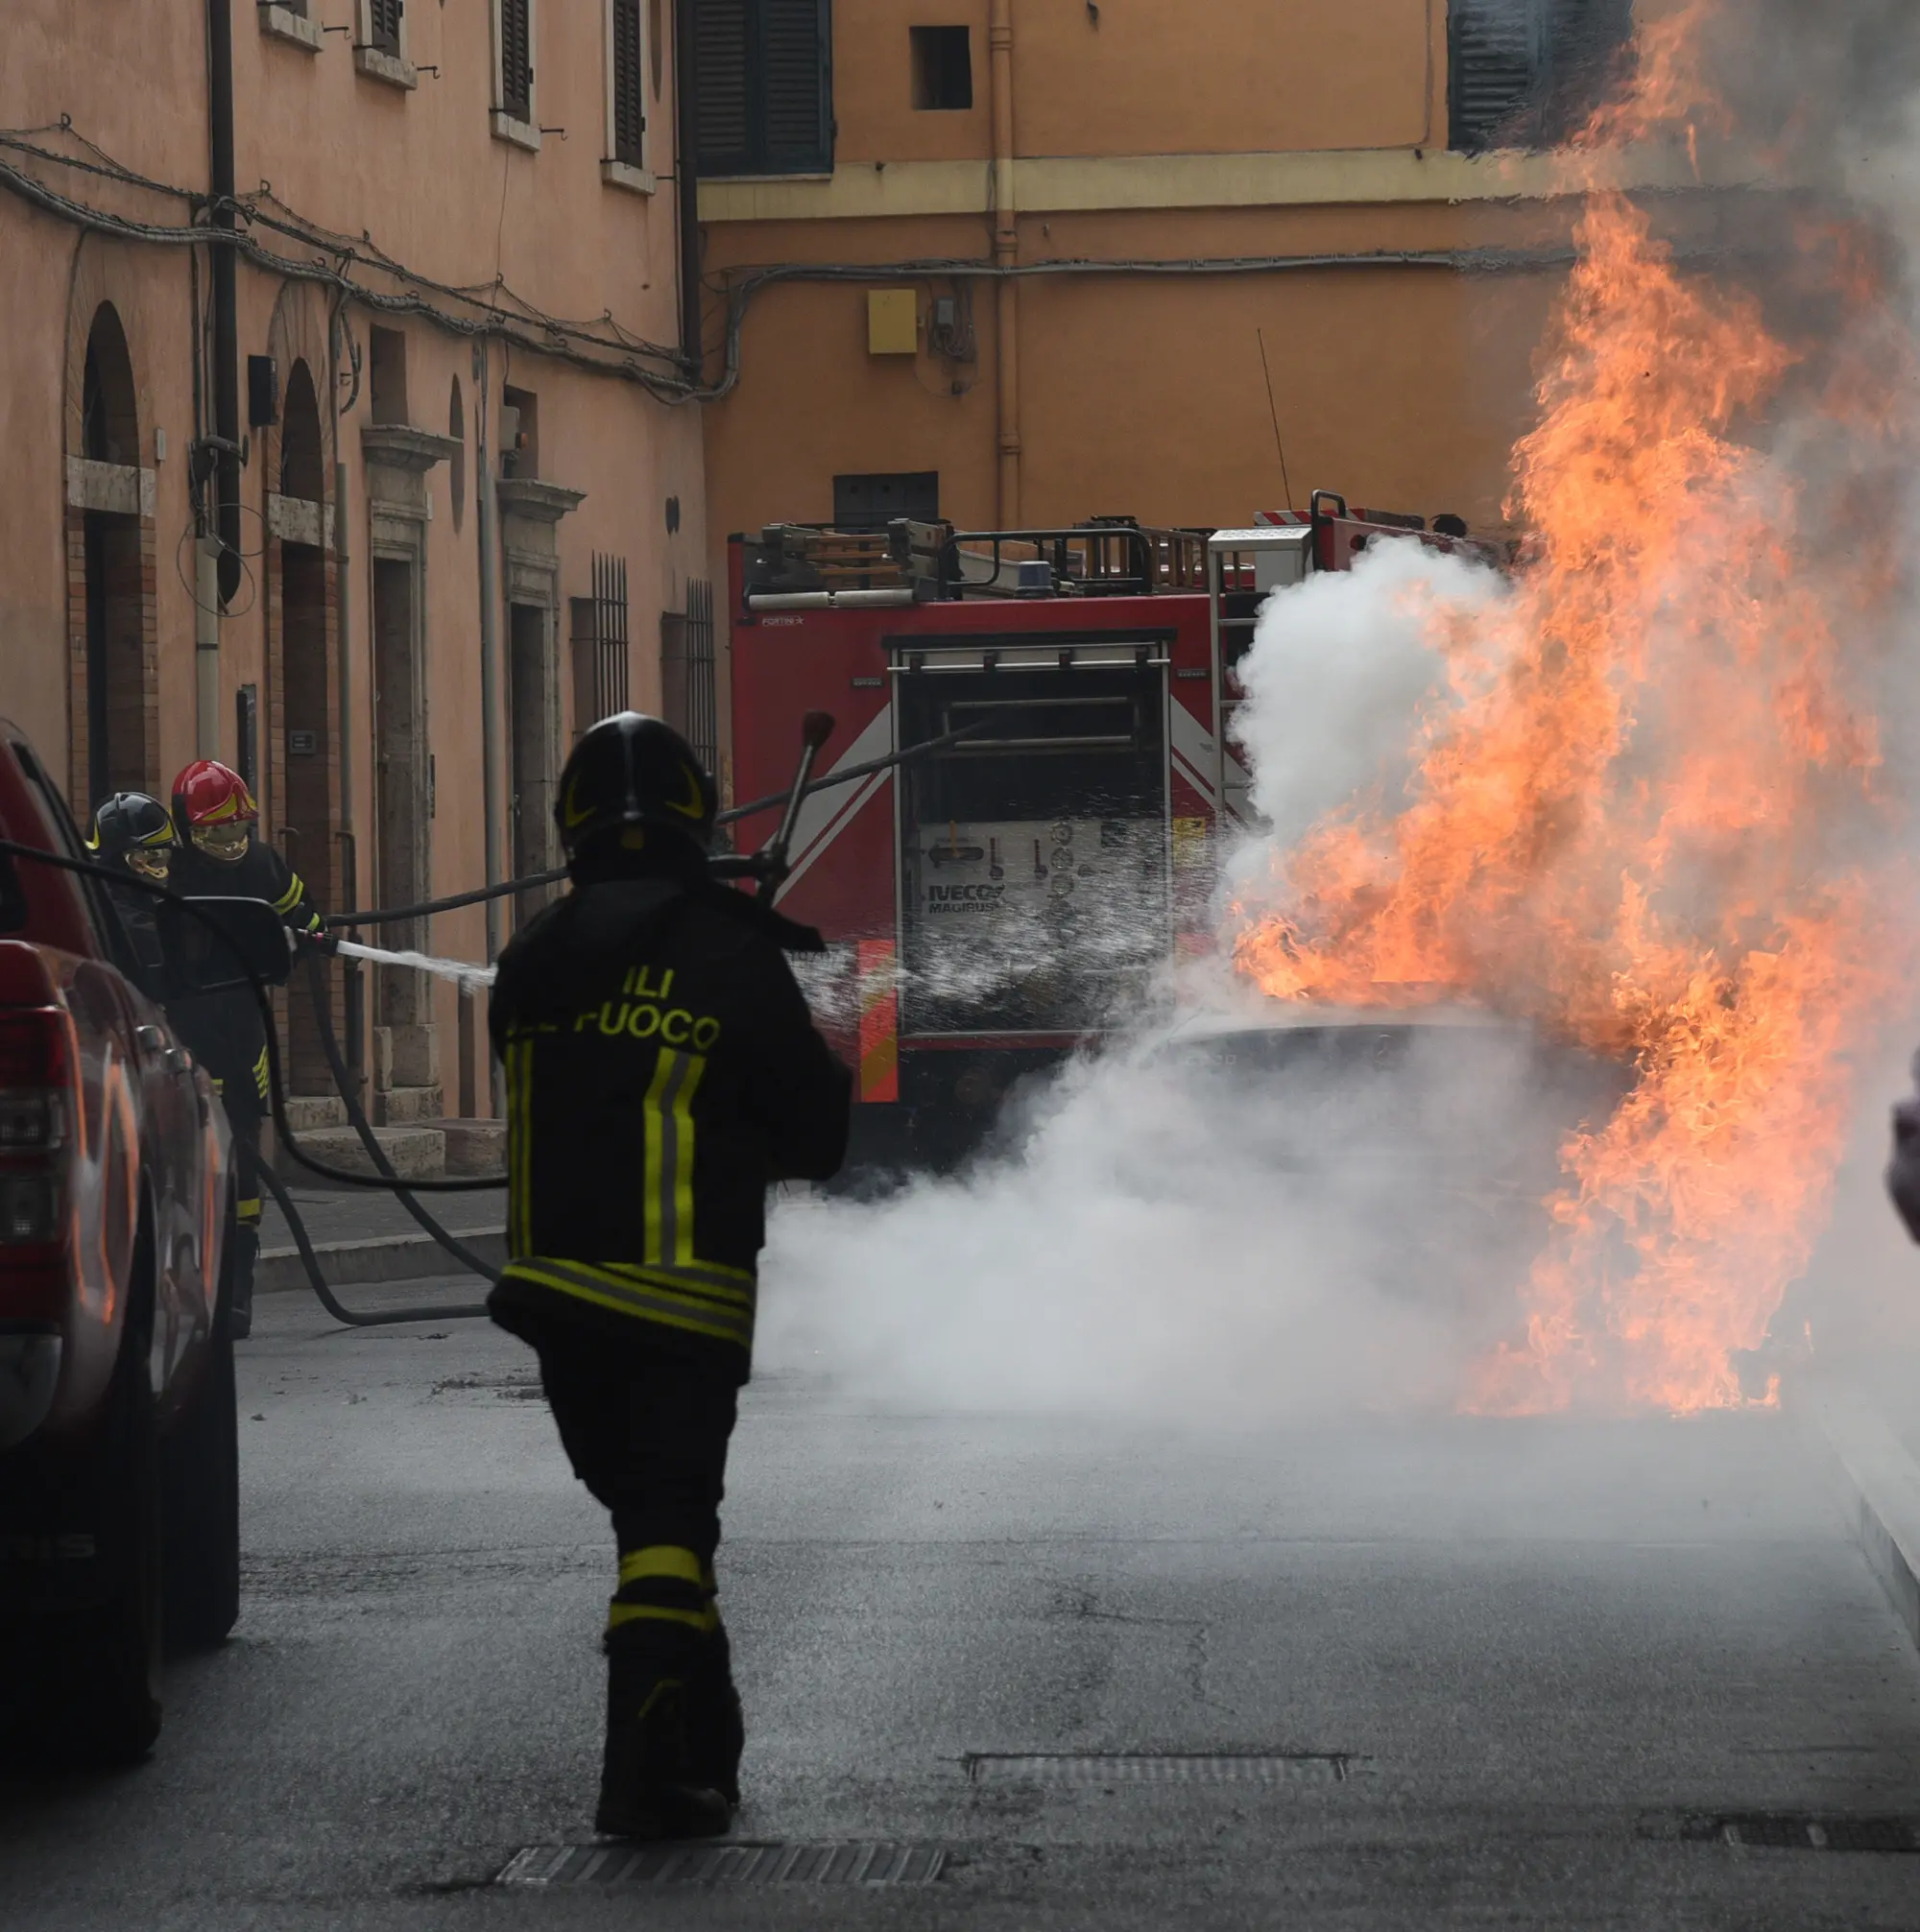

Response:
(257, 1181), (506, 1294)
(1795, 1288), (1920, 1660)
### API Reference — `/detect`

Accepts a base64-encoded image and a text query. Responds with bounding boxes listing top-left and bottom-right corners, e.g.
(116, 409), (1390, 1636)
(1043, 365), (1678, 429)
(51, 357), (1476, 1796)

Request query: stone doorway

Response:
(270, 359), (339, 1094)
(509, 600), (556, 926)
(372, 555), (427, 1004)
(363, 421), (455, 1126)
(496, 475), (583, 929)
(67, 300), (156, 812)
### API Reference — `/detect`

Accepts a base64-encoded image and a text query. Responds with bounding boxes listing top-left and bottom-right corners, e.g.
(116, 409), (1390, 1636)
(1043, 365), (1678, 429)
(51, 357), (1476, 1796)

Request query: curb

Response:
(257, 1228), (505, 1295)
(1803, 1389), (1920, 1657)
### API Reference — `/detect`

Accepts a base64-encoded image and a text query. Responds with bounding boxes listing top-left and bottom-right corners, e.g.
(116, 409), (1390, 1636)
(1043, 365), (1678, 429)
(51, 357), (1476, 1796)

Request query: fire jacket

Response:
(486, 871), (852, 1378)
(168, 837), (323, 1111)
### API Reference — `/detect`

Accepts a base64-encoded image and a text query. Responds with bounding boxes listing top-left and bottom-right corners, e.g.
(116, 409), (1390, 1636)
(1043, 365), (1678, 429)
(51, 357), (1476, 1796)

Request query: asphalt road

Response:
(4, 1280), (1919, 1930)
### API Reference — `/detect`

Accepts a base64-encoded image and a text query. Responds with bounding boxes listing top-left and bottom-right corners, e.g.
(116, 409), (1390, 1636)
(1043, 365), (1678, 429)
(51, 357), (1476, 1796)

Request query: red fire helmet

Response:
(171, 760), (258, 830)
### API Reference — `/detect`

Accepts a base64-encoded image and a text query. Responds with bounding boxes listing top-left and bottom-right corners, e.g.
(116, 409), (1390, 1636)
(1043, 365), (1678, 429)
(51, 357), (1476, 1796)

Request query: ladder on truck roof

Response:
(740, 518), (1210, 609)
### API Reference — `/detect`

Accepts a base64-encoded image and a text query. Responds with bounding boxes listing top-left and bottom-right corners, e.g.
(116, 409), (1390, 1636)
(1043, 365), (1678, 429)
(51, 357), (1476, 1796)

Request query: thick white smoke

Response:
(757, 3), (1920, 1419)
(756, 1027), (1490, 1423)
(756, 552), (1542, 1423)
(1221, 537), (1511, 913)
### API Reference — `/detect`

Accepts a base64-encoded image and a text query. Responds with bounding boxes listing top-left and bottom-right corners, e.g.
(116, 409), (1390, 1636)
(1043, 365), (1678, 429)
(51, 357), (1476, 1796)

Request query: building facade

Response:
(3, 0), (710, 1136)
(693, 0), (1744, 588)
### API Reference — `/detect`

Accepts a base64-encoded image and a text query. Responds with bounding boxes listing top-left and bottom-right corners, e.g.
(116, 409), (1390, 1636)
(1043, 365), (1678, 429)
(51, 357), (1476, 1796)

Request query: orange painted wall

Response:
(703, 195), (1578, 552)
(828, 0), (1441, 162)
(696, 1), (1691, 780)
(4, 0), (709, 1115)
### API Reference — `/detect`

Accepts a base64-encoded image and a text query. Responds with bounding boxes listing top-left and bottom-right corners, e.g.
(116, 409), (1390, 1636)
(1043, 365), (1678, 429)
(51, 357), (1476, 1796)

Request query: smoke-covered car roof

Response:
(1159, 1001), (1519, 1046)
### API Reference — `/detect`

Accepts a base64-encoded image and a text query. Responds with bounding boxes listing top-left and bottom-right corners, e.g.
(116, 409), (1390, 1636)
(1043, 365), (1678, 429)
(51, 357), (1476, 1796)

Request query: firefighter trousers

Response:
(533, 1333), (744, 1794)
(209, 1051), (269, 1337)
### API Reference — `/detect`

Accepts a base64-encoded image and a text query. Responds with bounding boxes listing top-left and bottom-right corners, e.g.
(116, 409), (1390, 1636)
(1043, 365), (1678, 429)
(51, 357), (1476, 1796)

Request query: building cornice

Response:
(361, 425), (460, 473)
(494, 478), (587, 523)
(698, 139), (1770, 225)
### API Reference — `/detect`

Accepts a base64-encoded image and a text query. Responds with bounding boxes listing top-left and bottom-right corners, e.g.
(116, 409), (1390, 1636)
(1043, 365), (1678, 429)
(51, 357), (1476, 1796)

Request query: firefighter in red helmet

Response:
(168, 759), (329, 1337)
(488, 713), (850, 1840)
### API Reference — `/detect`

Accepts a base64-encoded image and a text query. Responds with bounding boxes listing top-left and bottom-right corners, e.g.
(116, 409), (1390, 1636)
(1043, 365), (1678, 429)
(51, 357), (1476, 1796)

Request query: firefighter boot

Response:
(595, 1627), (734, 1841)
(228, 1223), (259, 1341)
(687, 1622), (745, 1808)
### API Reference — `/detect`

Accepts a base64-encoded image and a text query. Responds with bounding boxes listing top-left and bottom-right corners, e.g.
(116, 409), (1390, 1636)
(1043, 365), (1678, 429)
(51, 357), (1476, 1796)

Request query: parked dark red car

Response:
(0, 722), (286, 1762)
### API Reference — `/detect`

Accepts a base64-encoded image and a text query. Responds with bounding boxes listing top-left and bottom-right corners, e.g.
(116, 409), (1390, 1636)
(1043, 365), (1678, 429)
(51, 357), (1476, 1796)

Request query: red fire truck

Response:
(728, 493), (1498, 1170)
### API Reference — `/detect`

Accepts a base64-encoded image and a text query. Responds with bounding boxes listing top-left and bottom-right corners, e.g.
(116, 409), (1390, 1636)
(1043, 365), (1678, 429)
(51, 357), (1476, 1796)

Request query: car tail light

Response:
(0, 1174), (60, 1242)
(0, 1008), (76, 1261)
(0, 1010), (72, 1155)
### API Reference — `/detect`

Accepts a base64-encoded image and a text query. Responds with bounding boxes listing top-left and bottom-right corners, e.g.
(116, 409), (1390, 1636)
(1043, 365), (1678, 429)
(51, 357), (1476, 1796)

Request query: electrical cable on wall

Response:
(2, 119), (1595, 411)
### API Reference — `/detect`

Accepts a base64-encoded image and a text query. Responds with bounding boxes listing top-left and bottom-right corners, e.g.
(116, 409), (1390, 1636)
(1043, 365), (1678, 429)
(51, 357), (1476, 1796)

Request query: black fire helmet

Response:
(87, 791), (179, 867)
(555, 712), (719, 858)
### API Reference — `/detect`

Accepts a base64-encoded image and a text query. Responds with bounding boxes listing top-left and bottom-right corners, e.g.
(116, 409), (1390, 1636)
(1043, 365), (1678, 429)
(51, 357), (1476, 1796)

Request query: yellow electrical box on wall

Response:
(867, 289), (919, 356)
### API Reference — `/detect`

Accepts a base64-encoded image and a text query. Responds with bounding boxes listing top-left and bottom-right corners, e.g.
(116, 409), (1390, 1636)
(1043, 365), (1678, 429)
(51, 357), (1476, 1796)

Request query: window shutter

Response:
(368, 0), (403, 54)
(612, 0), (645, 163)
(697, 0), (752, 176)
(500, 0), (533, 123)
(1448, 0), (1541, 153)
(1538, 0), (1633, 142)
(760, 0), (831, 173)
(697, 0), (830, 178)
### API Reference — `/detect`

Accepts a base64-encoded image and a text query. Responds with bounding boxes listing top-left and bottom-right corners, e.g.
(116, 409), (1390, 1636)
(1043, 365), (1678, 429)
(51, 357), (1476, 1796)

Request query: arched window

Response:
(81, 303), (138, 467)
(76, 303), (148, 807)
(448, 375), (467, 533)
(281, 360), (324, 503)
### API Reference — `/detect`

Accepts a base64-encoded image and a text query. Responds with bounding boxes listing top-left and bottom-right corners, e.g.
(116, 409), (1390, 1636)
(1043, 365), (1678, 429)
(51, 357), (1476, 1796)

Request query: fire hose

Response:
(321, 719), (984, 928)
(0, 708), (920, 1328)
(0, 842), (500, 1325)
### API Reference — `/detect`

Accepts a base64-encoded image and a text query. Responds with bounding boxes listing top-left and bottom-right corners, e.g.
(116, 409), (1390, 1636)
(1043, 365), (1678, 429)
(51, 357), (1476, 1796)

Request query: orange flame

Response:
(1230, 8), (1907, 1414)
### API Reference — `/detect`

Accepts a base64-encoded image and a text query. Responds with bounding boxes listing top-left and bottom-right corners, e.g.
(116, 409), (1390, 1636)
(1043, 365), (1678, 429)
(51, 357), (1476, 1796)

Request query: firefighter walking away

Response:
(488, 712), (851, 1839)
(166, 759), (330, 1338)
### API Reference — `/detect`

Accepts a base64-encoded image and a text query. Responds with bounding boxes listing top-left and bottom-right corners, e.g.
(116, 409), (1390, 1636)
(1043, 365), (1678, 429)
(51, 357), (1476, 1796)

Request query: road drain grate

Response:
(966, 1753), (1352, 1786)
(497, 1842), (946, 1887)
(1676, 1815), (1920, 1854)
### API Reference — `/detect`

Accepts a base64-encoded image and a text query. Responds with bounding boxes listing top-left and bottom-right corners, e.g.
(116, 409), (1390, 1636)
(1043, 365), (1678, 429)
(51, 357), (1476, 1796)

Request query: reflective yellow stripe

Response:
(515, 1254), (753, 1311)
(597, 1259), (752, 1306)
(619, 1546), (705, 1588)
(508, 1040), (532, 1254)
(499, 1260), (754, 1349)
(271, 874), (311, 916)
(641, 1048), (706, 1269)
(607, 1601), (719, 1634)
(237, 1197), (261, 1225)
(640, 1052), (676, 1267)
(670, 1054), (704, 1268)
(506, 1041), (520, 1252)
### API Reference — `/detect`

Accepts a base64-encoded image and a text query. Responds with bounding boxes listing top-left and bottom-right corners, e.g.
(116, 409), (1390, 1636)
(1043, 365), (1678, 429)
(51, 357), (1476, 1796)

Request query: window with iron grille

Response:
(697, 0), (832, 179)
(499, 0), (534, 123)
(367, 0), (403, 54)
(660, 582), (717, 774)
(571, 556), (632, 735)
(611, 0), (646, 165)
(1448, 0), (1633, 153)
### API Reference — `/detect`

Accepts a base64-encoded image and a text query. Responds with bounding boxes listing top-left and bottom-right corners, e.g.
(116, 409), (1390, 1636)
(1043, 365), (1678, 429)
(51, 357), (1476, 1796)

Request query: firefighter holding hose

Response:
(167, 759), (330, 1339)
(487, 712), (851, 1840)
(85, 791), (179, 976)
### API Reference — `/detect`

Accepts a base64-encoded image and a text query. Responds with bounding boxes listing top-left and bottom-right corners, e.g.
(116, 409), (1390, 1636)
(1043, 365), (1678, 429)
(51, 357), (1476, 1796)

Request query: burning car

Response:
(1155, 1001), (1631, 1333)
